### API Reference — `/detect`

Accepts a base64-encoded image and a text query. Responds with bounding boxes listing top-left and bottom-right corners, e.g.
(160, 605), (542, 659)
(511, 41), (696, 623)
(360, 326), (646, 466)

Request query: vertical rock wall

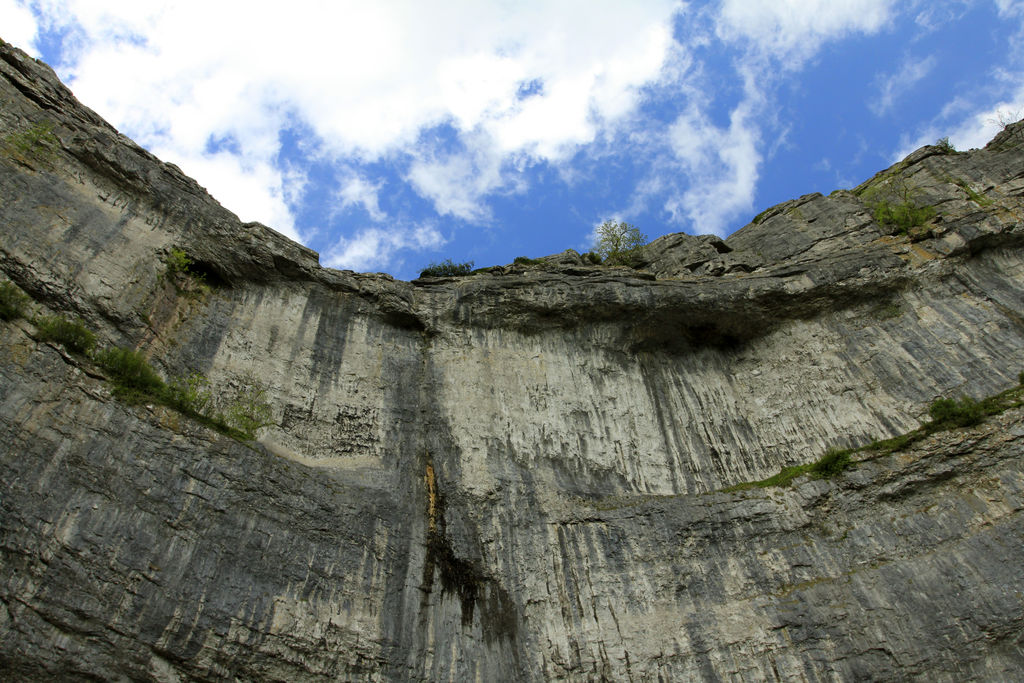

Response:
(2, 40), (1024, 680)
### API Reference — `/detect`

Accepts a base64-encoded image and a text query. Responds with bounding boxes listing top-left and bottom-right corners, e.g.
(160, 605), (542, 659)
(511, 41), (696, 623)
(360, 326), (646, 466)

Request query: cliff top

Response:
(2, 38), (1023, 350)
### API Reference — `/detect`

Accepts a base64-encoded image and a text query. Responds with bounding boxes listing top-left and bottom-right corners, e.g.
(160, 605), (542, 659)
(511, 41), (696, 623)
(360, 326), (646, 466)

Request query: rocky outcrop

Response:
(1, 39), (1024, 680)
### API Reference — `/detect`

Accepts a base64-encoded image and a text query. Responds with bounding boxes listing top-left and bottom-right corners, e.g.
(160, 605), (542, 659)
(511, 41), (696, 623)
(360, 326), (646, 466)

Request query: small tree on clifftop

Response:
(593, 220), (647, 265)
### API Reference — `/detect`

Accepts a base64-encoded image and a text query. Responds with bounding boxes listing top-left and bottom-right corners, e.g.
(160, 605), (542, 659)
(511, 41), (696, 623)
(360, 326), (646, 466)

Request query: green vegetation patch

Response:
(165, 372), (213, 416)
(810, 447), (853, 477)
(165, 247), (197, 276)
(860, 391), (1016, 455)
(163, 247), (210, 296)
(513, 256), (543, 266)
(419, 259), (475, 278)
(94, 346), (273, 440)
(223, 379), (275, 440)
(20, 304), (273, 441)
(928, 396), (984, 428)
(935, 137), (957, 154)
(751, 207), (775, 224)
(3, 120), (59, 161)
(872, 200), (935, 234)
(723, 447), (854, 492)
(0, 282), (30, 321)
(593, 220), (647, 265)
(35, 315), (97, 355)
(94, 347), (165, 394)
(860, 176), (936, 236)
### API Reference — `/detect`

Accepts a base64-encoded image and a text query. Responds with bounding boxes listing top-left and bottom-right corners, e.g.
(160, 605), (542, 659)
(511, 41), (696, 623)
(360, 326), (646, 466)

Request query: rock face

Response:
(2, 40), (1024, 681)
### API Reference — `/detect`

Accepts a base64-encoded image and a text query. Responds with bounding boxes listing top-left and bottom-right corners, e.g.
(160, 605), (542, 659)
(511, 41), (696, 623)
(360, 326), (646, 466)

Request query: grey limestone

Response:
(2, 39), (1024, 681)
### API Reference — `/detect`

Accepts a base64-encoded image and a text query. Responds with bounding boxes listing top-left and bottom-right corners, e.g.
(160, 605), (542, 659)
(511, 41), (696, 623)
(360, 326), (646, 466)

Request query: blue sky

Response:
(4, 1), (1023, 280)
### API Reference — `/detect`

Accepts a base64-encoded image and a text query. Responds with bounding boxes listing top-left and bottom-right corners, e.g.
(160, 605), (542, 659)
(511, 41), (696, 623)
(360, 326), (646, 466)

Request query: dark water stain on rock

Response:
(420, 458), (518, 645)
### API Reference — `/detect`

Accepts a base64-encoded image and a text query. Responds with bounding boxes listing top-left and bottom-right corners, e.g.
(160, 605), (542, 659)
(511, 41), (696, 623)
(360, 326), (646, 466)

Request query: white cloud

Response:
(14, 0), (684, 267)
(335, 174), (385, 222)
(995, 0), (1024, 63)
(1, 0), (39, 53)
(664, 96), (762, 235)
(18, 0), (995, 273)
(683, 0), (896, 234)
(952, 103), (1021, 149)
(623, 55), (766, 237)
(150, 147), (302, 240)
(995, 0), (1024, 15)
(407, 152), (497, 223)
(871, 55), (937, 116)
(893, 59), (1024, 158)
(406, 131), (528, 223)
(323, 224), (445, 273)
(896, 93), (1024, 157)
(716, 0), (894, 65)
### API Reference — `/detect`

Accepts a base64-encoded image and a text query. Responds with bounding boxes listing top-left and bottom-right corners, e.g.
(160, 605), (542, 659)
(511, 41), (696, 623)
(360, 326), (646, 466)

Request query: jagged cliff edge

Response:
(2, 40), (1024, 681)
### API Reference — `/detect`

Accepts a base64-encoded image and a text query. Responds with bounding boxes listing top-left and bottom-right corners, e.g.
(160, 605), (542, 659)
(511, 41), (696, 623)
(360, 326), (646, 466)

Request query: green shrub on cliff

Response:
(35, 316), (96, 355)
(163, 247), (210, 296)
(872, 200), (935, 234)
(725, 446), (855, 491)
(94, 347), (271, 441)
(165, 247), (196, 276)
(861, 176), (935, 235)
(927, 396), (984, 428)
(0, 282), (30, 321)
(224, 379), (274, 440)
(165, 372), (213, 415)
(725, 379), (1024, 494)
(94, 347), (165, 394)
(419, 259), (475, 278)
(810, 447), (853, 477)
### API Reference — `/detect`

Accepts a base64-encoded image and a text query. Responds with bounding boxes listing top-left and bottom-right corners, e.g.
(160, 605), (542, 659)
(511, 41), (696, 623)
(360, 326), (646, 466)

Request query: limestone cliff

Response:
(2, 40), (1024, 681)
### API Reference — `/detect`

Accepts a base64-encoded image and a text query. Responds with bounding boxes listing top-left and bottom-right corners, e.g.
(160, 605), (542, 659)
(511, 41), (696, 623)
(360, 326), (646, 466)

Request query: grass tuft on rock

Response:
(35, 315), (96, 355)
(0, 282), (30, 321)
(93, 346), (165, 394)
(419, 259), (475, 278)
(928, 396), (984, 428)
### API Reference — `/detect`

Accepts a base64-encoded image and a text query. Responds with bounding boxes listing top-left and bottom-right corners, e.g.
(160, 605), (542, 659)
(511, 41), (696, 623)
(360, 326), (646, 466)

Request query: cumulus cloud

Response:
(153, 149), (303, 240)
(407, 153), (499, 223)
(651, 0), (898, 235)
(406, 129), (530, 223)
(14, 0), (681, 234)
